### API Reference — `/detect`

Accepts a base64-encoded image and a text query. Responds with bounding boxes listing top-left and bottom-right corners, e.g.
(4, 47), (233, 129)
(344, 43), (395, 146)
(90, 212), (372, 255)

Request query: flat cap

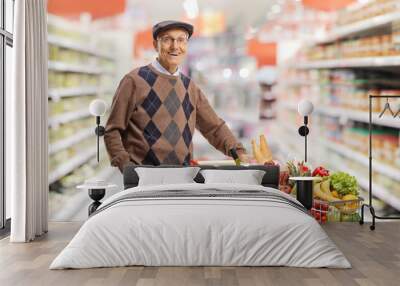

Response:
(152, 20), (194, 40)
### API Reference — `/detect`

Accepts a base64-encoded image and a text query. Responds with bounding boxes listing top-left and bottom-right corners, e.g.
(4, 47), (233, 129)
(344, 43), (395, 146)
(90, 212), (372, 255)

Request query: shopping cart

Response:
(311, 197), (364, 223)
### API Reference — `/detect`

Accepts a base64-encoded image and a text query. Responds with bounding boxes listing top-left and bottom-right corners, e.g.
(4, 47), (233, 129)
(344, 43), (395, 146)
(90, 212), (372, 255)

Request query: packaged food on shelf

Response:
(58, 152), (109, 189)
(49, 95), (95, 117)
(48, 71), (100, 89)
(49, 117), (93, 143)
(48, 136), (97, 173)
(304, 30), (400, 61)
(274, 1), (400, 215)
(336, 0), (400, 27)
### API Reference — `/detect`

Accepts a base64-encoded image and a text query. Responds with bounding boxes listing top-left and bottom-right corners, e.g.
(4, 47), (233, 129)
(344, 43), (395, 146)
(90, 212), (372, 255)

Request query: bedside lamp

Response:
(297, 100), (314, 162)
(89, 99), (107, 162)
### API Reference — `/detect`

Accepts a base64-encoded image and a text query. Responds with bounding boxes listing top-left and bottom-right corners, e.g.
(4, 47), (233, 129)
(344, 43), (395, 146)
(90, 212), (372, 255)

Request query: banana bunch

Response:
(313, 178), (339, 202)
(252, 134), (273, 164)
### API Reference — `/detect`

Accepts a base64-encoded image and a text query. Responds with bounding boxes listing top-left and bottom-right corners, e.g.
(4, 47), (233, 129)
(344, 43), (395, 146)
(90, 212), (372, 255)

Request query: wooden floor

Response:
(0, 222), (399, 286)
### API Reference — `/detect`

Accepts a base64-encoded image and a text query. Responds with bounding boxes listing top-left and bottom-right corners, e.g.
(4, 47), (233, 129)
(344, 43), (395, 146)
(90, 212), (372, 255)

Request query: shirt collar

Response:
(151, 59), (180, 76)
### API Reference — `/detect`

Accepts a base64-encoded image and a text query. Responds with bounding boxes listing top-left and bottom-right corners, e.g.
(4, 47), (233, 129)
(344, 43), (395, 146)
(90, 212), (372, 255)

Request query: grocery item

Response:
(320, 178), (332, 195)
(259, 134), (273, 162)
(342, 194), (359, 209)
(331, 191), (339, 198)
(330, 172), (359, 196)
(279, 171), (291, 194)
(287, 160), (312, 177)
(229, 148), (241, 166)
(311, 200), (329, 223)
(328, 206), (341, 222)
(312, 166), (330, 177)
(251, 139), (265, 164)
(313, 181), (339, 202)
(251, 135), (274, 164)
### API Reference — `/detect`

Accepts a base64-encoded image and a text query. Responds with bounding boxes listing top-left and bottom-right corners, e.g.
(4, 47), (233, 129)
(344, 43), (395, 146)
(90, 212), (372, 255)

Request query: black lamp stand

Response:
(95, 116), (105, 162)
(298, 116), (310, 162)
(360, 94), (400, 230)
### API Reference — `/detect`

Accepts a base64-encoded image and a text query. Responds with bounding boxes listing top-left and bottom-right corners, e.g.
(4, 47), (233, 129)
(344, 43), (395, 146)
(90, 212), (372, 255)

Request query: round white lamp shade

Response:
(297, 99), (314, 116)
(89, 99), (107, 116)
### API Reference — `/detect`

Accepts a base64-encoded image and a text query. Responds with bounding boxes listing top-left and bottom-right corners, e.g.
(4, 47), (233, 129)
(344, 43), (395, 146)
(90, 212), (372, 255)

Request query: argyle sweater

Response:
(104, 64), (246, 171)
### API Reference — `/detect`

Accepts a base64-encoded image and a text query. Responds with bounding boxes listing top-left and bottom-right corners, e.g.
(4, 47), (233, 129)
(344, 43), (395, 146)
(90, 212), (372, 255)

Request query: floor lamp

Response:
(89, 99), (107, 162)
(297, 99), (314, 162)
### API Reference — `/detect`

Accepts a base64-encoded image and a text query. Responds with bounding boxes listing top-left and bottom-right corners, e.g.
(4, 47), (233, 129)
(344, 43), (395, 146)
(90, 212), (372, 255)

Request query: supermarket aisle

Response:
(270, 0), (400, 217)
(43, 0), (400, 224)
(46, 14), (120, 221)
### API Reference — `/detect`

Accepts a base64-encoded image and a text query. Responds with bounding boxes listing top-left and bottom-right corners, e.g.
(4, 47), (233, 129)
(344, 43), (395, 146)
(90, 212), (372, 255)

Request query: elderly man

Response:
(104, 20), (248, 172)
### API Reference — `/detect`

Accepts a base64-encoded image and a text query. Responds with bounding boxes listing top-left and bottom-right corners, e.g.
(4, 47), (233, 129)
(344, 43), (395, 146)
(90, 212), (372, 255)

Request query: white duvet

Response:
(50, 183), (351, 269)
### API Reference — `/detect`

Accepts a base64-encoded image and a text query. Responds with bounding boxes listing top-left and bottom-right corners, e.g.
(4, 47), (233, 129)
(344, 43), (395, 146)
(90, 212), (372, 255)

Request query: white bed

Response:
(50, 183), (351, 269)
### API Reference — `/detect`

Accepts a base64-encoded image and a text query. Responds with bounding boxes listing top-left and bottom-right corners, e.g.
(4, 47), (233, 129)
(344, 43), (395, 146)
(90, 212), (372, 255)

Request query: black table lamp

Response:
(297, 99), (314, 162)
(89, 99), (107, 162)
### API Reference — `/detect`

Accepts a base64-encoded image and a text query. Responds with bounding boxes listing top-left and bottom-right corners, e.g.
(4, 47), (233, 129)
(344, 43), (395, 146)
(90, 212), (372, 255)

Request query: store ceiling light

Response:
(223, 68), (232, 79)
(183, 0), (199, 19)
(239, 68), (250, 78)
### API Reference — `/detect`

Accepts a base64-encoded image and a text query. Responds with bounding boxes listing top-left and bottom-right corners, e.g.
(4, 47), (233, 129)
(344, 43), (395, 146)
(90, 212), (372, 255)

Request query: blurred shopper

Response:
(105, 20), (248, 171)
(257, 67), (277, 120)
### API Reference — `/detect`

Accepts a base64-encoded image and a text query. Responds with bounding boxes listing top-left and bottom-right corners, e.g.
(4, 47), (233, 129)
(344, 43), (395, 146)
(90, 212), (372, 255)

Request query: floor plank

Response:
(0, 222), (399, 286)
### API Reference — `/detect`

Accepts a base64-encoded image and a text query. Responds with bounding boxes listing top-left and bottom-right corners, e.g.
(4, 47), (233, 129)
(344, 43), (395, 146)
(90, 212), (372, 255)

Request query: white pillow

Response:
(135, 167), (200, 186)
(200, 169), (266, 185)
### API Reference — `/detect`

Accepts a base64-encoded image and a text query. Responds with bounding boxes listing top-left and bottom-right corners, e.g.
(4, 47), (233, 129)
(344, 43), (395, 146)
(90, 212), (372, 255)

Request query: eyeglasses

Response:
(158, 36), (188, 46)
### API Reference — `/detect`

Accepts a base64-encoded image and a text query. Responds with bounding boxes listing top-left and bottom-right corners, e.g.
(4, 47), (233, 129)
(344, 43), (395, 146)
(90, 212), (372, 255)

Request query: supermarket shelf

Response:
(274, 127), (317, 164)
(282, 78), (400, 88)
(280, 119), (400, 181)
(317, 105), (400, 129)
(295, 56), (400, 69)
(322, 139), (400, 182)
(280, 80), (314, 87)
(49, 149), (97, 184)
(94, 166), (119, 181)
(48, 34), (114, 60)
(334, 164), (400, 211)
(316, 12), (400, 44)
(48, 109), (91, 127)
(280, 102), (400, 129)
(49, 128), (93, 155)
(48, 86), (114, 99)
(48, 61), (114, 75)
(49, 166), (119, 221)
(48, 86), (97, 99)
(277, 129), (400, 210)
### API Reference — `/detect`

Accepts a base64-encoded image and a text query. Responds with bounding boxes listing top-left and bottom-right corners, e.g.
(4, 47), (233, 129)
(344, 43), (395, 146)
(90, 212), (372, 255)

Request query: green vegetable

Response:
(341, 213), (360, 222)
(330, 172), (359, 196)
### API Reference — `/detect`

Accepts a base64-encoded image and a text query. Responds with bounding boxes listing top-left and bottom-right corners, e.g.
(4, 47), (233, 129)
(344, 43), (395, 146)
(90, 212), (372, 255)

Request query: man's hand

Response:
(238, 152), (250, 163)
